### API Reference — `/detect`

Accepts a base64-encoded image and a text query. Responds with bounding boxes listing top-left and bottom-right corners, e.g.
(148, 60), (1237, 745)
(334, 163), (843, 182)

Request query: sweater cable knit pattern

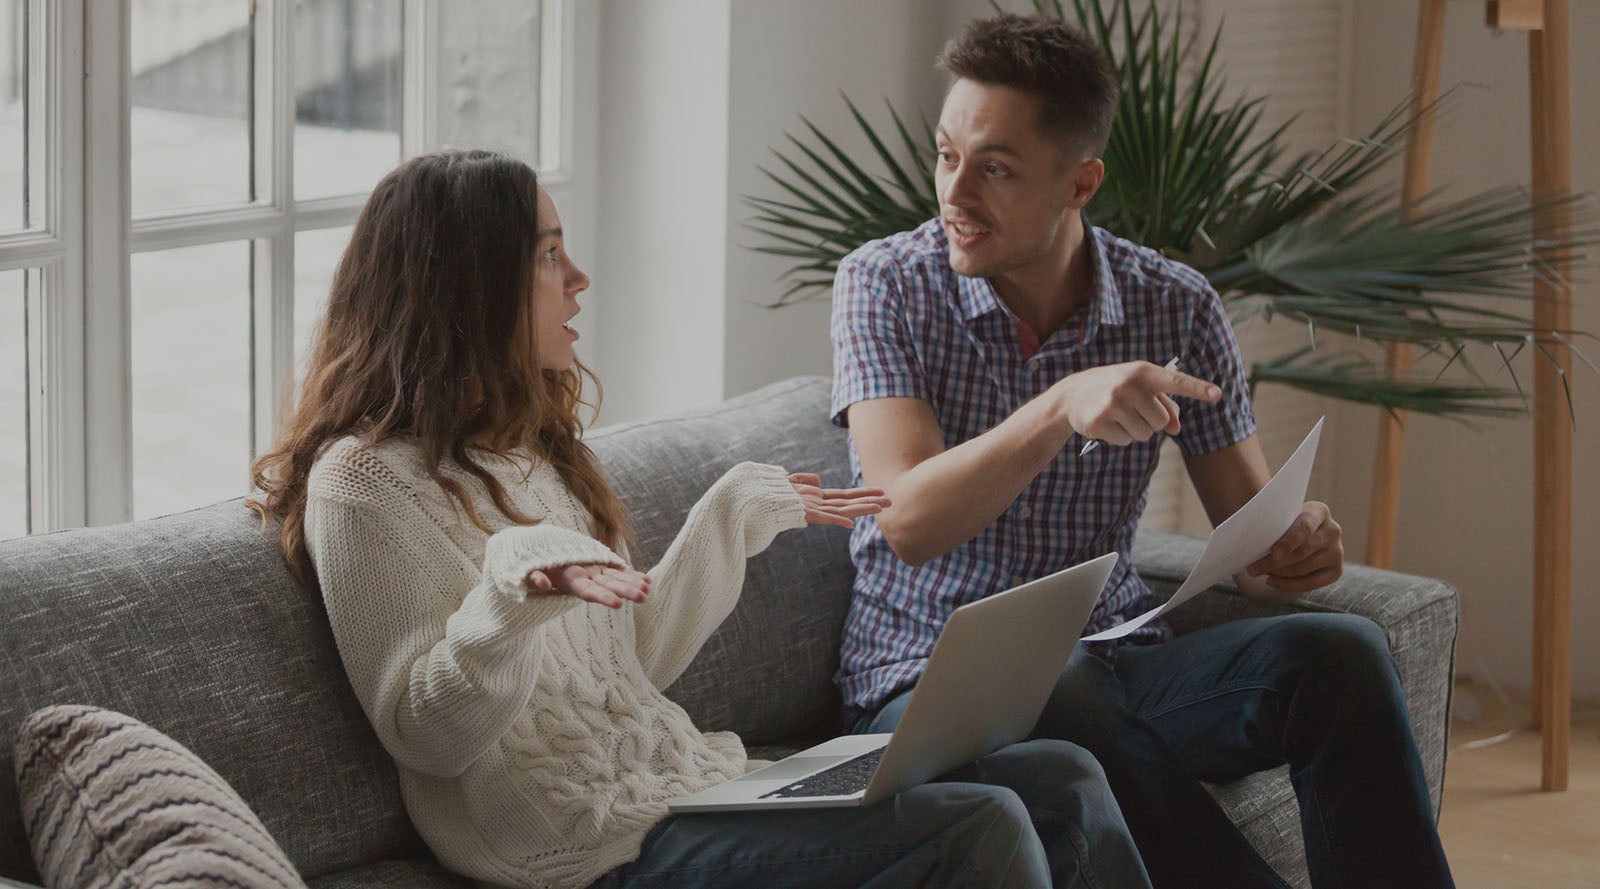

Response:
(304, 436), (807, 889)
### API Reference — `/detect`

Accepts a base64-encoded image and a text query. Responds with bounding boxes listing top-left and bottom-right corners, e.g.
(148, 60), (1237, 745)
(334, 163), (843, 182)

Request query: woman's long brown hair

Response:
(247, 150), (629, 590)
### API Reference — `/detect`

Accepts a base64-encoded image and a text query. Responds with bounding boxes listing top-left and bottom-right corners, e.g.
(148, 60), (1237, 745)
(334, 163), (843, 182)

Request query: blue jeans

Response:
(855, 613), (1454, 889)
(588, 739), (1152, 888)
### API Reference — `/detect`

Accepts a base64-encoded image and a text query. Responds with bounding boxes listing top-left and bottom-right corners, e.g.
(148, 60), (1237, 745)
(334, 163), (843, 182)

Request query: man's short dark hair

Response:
(937, 13), (1120, 159)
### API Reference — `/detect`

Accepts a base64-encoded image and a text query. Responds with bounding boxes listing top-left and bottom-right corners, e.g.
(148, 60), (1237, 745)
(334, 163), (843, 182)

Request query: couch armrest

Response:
(1131, 528), (1458, 817)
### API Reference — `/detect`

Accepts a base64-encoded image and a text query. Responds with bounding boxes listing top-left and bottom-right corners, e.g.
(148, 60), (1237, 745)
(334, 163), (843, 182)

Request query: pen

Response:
(1078, 356), (1181, 456)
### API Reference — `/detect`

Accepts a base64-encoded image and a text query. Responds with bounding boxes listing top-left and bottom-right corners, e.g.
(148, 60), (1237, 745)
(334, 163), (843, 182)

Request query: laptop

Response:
(666, 552), (1117, 812)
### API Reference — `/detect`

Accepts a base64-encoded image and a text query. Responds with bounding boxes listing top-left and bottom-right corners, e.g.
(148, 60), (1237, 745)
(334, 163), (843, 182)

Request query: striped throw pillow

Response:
(14, 705), (306, 889)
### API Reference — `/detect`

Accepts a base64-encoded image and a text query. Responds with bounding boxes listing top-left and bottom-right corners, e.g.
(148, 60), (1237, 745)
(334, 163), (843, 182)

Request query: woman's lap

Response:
(591, 739), (1150, 889)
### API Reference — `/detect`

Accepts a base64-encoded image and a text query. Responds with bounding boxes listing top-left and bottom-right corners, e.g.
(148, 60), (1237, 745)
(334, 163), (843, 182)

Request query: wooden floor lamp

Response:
(1366, 0), (1574, 791)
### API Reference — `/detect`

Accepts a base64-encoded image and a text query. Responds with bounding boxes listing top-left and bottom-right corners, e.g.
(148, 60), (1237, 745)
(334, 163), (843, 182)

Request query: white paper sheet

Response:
(1081, 417), (1325, 642)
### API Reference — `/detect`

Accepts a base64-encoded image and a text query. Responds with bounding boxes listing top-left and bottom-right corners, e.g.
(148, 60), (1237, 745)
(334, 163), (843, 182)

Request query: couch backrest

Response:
(586, 376), (856, 745)
(0, 375), (853, 882)
(0, 500), (427, 884)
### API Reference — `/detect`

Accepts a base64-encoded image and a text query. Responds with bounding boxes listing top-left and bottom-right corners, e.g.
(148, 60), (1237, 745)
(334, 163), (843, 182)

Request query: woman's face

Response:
(529, 186), (591, 371)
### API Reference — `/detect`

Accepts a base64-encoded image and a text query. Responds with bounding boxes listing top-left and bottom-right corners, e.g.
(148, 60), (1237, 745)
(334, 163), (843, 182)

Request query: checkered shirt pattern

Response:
(830, 217), (1257, 712)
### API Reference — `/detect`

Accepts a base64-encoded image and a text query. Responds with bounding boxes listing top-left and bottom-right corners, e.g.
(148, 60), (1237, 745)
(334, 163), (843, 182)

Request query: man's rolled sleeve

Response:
(830, 247), (929, 428)
(1173, 286), (1256, 456)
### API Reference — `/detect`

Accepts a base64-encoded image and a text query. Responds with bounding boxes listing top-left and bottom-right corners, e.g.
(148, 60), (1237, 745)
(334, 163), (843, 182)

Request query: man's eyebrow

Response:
(974, 143), (1022, 159)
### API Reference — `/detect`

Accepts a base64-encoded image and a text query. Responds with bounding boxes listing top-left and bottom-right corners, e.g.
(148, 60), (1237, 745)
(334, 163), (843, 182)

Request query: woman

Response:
(249, 150), (1149, 889)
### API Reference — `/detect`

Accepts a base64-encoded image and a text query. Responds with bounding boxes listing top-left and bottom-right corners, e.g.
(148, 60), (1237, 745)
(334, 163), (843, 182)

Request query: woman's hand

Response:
(525, 563), (651, 609)
(788, 473), (891, 529)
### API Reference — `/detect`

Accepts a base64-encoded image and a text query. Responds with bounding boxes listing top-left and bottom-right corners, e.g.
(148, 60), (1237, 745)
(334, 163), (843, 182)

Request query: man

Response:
(830, 14), (1454, 889)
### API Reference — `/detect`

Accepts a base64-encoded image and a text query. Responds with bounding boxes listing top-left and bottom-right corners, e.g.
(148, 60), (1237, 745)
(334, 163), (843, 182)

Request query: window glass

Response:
(436, 1), (542, 164)
(130, 242), (251, 519)
(293, 0), (402, 200)
(292, 225), (352, 382)
(0, 0), (45, 233)
(130, 1), (254, 215)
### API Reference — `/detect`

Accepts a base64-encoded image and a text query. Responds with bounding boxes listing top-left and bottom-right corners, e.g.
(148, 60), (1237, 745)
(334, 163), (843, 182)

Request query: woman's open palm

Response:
(525, 563), (651, 609)
(788, 473), (891, 528)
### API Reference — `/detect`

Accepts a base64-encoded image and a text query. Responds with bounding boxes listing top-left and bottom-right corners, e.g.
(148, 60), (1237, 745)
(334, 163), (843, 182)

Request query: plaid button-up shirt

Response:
(830, 217), (1256, 712)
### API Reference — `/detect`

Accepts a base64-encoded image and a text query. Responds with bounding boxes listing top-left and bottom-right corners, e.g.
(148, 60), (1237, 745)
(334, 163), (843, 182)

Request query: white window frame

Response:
(0, 0), (85, 532)
(1, 0), (582, 532)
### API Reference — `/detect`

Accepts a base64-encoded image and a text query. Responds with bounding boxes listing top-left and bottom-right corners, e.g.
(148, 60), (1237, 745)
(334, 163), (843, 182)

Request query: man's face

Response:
(934, 78), (1084, 281)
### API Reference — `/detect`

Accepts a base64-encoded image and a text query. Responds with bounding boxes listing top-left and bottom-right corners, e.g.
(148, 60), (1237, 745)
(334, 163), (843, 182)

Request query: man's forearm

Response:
(876, 388), (1074, 565)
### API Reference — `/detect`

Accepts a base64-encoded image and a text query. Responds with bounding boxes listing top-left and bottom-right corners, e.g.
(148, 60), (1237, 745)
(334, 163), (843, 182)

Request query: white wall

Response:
(1330, 1), (1600, 700)
(591, 0), (731, 424)
(722, 0), (950, 398)
(593, 0), (949, 423)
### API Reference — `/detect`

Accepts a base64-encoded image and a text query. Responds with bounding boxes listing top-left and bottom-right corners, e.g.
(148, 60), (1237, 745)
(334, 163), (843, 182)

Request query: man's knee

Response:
(1272, 614), (1414, 732)
(1280, 613), (1396, 680)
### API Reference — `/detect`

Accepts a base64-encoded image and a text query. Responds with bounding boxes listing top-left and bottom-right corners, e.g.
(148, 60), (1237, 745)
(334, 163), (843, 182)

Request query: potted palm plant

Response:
(746, 0), (1595, 419)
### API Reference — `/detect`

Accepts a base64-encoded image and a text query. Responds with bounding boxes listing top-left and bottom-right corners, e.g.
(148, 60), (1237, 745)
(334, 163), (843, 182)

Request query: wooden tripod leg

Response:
(1528, 0), (1573, 793)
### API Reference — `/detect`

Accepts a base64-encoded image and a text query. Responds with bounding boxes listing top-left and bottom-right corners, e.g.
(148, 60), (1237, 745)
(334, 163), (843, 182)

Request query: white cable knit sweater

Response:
(303, 436), (808, 889)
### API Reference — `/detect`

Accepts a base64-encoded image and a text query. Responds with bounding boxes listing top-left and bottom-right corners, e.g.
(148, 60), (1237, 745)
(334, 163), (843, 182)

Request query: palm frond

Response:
(1226, 188), (1598, 313)
(1251, 349), (1528, 418)
(744, 99), (937, 305)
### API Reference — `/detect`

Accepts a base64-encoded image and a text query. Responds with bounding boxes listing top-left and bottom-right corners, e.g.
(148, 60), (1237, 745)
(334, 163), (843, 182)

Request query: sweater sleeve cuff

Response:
(730, 462), (809, 541)
(481, 523), (630, 603)
(448, 523), (630, 655)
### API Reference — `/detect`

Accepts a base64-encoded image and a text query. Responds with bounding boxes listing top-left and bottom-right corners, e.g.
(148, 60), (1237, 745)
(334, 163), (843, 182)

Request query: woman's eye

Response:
(936, 150), (954, 165)
(544, 247), (559, 262)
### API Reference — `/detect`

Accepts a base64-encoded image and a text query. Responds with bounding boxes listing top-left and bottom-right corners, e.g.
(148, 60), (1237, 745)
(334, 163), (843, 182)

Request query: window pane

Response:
(436, 2), (542, 165)
(294, 0), (401, 200)
(293, 225), (351, 379)
(0, 268), (31, 538)
(131, 242), (251, 519)
(131, 1), (253, 216)
(0, 0), (45, 233)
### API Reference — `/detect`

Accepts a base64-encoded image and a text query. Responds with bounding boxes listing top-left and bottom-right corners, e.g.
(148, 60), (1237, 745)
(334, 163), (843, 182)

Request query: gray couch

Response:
(0, 375), (1456, 888)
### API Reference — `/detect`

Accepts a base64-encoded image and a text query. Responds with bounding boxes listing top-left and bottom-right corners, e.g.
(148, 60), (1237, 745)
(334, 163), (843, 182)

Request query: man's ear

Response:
(1065, 157), (1105, 211)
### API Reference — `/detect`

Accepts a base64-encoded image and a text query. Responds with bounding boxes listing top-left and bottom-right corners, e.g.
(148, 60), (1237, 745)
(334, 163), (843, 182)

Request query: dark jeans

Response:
(588, 739), (1152, 888)
(852, 613), (1454, 889)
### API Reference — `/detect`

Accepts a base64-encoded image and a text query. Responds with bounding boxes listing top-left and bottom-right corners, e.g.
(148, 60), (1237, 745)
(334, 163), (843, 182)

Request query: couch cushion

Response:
(587, 376), (855, 745)
(14, 704), (306, 889)
(0, 503), (425, 885)
(1209, 768), (1308, 889)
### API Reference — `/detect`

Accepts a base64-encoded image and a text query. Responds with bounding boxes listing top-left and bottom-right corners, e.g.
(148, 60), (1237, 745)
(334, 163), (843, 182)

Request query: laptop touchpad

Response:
(739, 756), (843, 781)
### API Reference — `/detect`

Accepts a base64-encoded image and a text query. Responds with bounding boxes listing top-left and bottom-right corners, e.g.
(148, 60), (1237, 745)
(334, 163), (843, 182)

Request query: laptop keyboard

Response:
(759, 746), (887, 799)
